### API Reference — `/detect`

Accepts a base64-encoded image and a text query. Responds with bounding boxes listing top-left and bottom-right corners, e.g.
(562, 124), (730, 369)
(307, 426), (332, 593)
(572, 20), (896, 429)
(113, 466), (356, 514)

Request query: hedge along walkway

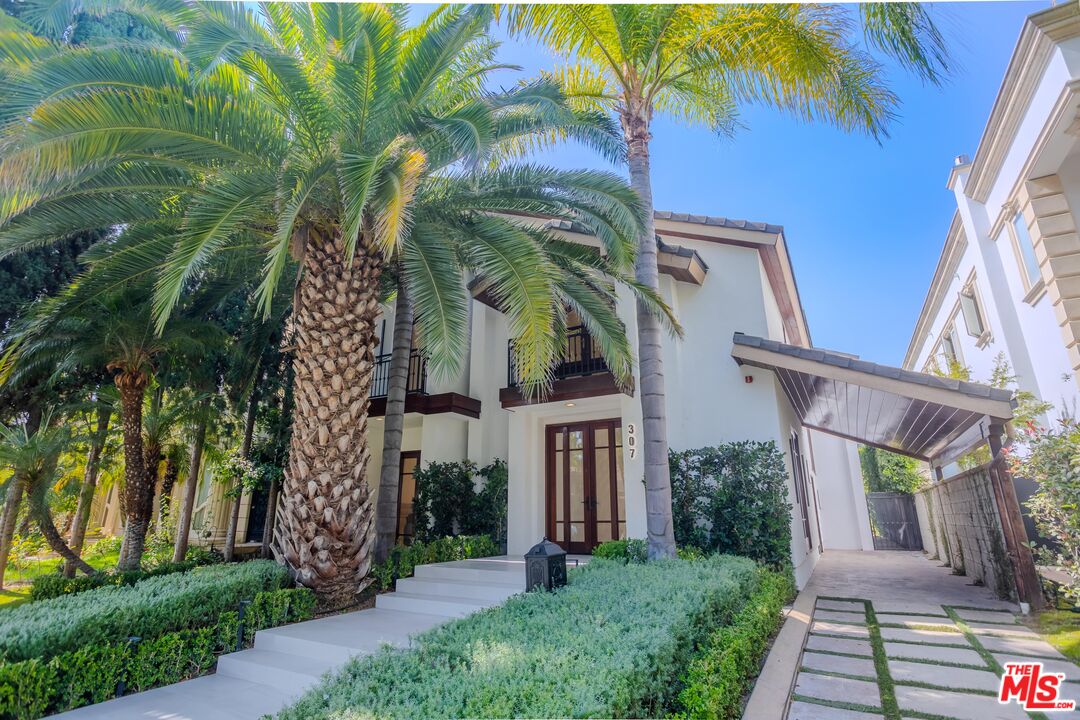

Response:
(788, 597), (1080, 720)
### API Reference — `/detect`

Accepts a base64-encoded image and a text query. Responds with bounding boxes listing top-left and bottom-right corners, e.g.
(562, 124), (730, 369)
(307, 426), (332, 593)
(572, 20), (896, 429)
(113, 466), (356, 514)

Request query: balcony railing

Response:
(507, 325), (609, 387)
(371, 350), (427, 399)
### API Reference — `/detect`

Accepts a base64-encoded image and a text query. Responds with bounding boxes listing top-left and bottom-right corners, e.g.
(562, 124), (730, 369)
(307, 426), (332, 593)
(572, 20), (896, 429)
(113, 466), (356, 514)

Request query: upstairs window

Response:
(1012, 212), (1042, 289)
(940, 326), (960, 365)
(959, 283), (985, 338)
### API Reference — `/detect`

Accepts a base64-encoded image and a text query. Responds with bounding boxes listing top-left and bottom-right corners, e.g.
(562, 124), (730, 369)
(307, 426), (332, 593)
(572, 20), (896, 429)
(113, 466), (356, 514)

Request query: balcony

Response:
(501, 325), (628, 408)
(371, 349), (427, 399)
(369, 349), (481, 419)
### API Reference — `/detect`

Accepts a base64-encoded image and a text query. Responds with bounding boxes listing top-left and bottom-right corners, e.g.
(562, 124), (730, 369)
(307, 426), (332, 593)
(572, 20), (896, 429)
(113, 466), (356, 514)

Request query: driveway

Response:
(745, 551), (1080, 720)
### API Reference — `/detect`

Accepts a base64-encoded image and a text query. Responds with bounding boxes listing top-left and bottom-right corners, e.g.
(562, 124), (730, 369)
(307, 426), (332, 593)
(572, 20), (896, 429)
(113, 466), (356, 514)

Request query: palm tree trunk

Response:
(273, 228), (381, 604)
(172, 400), (209, 563)
(374, 279), (413, 563)
(29, 482), (97, 576)
(224, 384), (260, 562)
(157, 453), (179, 529)
(0, 477), (25, 590)
(623, 111), (677, 560)
(115, 371), (149, 571)
(64, 404), (111, 578)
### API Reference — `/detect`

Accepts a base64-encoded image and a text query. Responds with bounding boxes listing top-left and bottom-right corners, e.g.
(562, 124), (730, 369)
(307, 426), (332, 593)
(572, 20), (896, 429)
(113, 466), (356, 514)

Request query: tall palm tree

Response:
(1, 286), (222, 570)
(0, 3), (671, 601)
(0, 414), (97, 576)
(501, 3), (949, 558)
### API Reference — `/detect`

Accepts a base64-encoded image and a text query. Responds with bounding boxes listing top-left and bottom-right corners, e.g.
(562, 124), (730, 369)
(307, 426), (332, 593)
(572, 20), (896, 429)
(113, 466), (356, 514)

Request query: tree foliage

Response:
(859, 446), (924, 494)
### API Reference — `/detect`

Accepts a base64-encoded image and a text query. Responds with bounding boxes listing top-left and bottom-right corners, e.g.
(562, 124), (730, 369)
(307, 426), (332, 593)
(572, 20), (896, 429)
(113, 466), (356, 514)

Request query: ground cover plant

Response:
(0, 560), (288, 662)
(279, 556), (758, 719)
(29, 553), (217, 602)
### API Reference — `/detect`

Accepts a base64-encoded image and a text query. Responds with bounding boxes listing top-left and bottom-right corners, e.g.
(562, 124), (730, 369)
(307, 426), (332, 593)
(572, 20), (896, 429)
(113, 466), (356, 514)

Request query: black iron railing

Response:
(507, 325), (608, 387)
(371, 350), (427, 399)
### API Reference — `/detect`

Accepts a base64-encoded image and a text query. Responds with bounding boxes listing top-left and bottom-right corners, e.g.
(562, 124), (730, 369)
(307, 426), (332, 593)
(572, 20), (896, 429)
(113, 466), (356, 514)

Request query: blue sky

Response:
(443, 1), (1049, 366)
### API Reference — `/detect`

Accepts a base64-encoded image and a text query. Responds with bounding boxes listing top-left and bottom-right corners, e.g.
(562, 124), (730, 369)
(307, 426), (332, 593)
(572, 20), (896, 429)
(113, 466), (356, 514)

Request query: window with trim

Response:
(939, 325), (961, 366)
(959, 282), (986, 338)
(1011, 211), (1042, 290)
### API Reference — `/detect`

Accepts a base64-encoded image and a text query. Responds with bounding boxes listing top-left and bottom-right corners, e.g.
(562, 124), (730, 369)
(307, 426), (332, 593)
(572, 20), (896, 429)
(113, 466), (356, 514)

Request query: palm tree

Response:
(171, 394), (212, 563)
(64, 388), (114, 577)
(0, 414), (97, 576)
(1, 286), (222, 570)
(501, 3), (950, 558)
(0, 3), (672, 602)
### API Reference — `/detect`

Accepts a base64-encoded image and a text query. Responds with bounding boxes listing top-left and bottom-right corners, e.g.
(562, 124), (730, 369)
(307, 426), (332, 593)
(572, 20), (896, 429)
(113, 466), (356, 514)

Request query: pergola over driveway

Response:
(731, 333), (1043, 608)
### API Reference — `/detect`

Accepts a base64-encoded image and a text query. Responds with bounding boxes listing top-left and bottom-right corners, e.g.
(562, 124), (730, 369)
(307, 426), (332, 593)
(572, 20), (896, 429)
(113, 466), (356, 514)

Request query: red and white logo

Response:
(999, 662), (1076, 711)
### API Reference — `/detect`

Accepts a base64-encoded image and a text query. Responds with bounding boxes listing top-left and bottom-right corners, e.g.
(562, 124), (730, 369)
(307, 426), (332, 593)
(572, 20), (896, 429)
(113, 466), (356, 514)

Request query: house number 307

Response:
(626, 423), (637, 459)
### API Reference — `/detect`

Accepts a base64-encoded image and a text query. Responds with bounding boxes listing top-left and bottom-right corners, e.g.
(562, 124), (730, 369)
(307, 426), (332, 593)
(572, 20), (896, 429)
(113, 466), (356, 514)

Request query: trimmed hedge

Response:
(672, 569), (794, 719)
(279, 556), (758, 719)
(370, 535), (499, 591)
(0, 586), (314, 720)
(0, 560), (289, 662)
(29, 557), (216, 602)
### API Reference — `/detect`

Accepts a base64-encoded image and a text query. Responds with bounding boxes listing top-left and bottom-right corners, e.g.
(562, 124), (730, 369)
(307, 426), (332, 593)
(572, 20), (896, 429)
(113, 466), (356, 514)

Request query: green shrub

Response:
(592, 538), (648, 563)
(280, 556), (758, 719)
(0, 560), (288, 662)
(370, 535), (498, 591)
(0, 587), (314, 720)
(670, 442), (793, 567)
(412, 459), (507, 543)
(672, 569), (793, 719)
(29, 554), (218, 603)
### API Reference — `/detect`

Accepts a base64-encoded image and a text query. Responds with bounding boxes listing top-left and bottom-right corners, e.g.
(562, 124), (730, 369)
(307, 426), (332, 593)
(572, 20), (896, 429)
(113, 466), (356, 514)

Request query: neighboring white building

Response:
(365, 210), (873, 590)
(906, 3), (1080, 422)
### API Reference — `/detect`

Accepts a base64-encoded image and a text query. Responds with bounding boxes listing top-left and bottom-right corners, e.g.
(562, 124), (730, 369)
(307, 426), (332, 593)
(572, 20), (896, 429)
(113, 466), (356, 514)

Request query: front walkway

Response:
(746, 551), (1080, 720)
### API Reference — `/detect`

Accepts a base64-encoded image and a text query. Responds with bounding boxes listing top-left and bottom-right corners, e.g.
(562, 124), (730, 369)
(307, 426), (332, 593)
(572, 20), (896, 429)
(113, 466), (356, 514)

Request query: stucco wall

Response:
(811, 430), (873, 551)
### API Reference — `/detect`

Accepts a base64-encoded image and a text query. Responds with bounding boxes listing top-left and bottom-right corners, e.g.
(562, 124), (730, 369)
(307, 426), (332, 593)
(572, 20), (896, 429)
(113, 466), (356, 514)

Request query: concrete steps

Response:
(216, 648), (337, 696)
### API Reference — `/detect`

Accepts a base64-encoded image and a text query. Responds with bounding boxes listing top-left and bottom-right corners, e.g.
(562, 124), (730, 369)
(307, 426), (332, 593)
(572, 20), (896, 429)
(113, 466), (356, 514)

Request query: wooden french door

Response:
(545, 419), (626, 553)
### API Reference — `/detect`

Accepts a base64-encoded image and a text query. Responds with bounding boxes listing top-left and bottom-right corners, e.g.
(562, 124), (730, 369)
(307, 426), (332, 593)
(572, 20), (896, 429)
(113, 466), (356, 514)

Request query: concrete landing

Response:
(50, 557), (531, 719)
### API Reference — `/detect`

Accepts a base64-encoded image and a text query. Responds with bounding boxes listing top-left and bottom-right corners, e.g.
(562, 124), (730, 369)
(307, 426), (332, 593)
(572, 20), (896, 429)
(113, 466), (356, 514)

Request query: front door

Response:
(545, 419), (626, 554)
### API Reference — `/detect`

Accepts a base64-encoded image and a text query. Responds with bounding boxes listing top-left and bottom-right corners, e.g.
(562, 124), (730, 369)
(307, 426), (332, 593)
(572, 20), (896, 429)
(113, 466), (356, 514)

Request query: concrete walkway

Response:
(746, 551), (1080, 720)
(52, 557), (532, 719)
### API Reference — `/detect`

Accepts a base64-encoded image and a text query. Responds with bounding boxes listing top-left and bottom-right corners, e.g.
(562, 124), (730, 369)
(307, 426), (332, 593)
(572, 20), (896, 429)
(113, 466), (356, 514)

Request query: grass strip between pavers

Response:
(791, 693), (883, 715)
(865, 600), (902, 720)
(879, 622), (962, 633)
(942, 605), (1050, 720)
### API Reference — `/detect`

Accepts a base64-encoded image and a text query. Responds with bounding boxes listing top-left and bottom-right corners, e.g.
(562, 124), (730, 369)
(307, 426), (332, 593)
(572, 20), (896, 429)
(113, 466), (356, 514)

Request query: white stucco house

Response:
(363, 210), (875, 589)
(906, 3), (1080, 422)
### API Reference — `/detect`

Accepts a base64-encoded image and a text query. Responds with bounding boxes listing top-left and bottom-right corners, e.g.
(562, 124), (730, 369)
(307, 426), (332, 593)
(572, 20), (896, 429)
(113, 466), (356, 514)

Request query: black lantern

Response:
(525, 537), (567, 591)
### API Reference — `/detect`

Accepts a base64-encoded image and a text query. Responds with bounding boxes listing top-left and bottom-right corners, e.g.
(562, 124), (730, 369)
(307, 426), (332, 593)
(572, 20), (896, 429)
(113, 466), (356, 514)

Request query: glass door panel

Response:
(546, 420), (626, 553)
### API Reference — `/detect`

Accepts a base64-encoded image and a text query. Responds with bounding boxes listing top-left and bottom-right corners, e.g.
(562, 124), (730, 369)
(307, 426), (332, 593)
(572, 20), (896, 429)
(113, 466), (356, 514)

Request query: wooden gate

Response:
(866, 492), (923, 550)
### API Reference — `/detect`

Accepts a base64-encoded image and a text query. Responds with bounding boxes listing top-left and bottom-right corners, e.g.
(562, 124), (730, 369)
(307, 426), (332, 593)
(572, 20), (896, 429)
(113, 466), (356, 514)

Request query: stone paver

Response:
(953, 608), (1019, 624)
(805, 634), (873, 657)
(992, 653), (1080, 682)
(801, 650), (876, 678)
(787, 700), (884, 719)
(887, 658), (1000, 693)
(870, 601), (948, 616)
(814, 609), (868, 624)
(967, 621), (1041, 638)
(879, 626), (967, 645)
(978, 633), (1067, 659)
(894, 685), (1030, 720)
(884, 641), (985, 665)
(875, 613), (957, 629)
(811, 621), (870, 638)
(794, 671), (882, 707)
(816, 599), (866, 612)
